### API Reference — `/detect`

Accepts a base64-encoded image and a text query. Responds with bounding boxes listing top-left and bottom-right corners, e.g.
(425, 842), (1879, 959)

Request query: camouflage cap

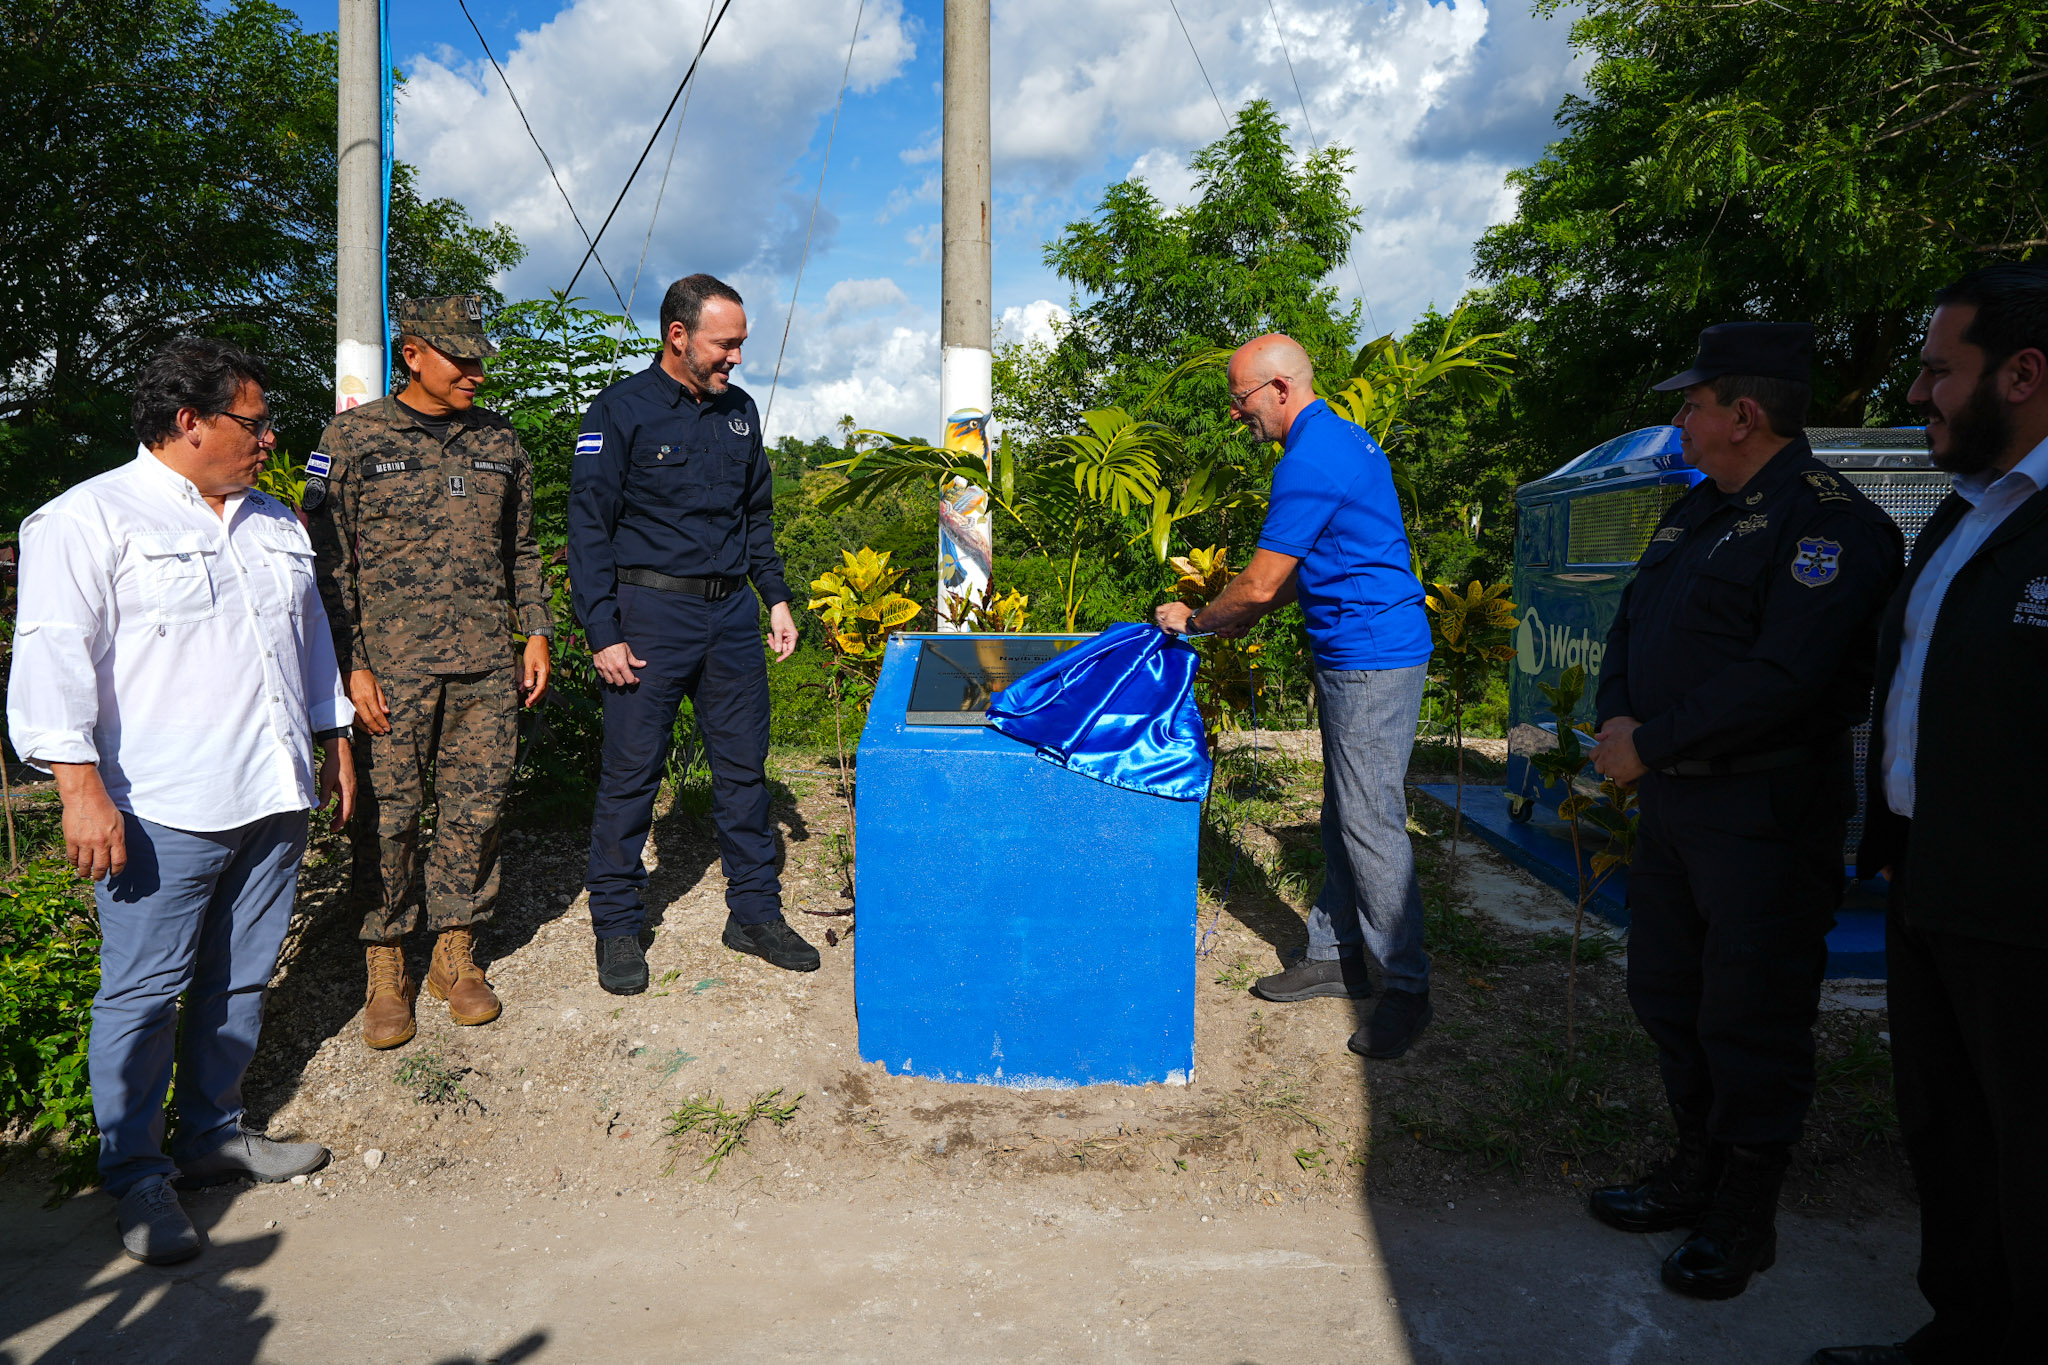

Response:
(393, 294), (498, 360)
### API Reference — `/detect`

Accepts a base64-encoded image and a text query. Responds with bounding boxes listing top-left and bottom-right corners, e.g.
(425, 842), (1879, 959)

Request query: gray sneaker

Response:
(175, 1128), (329, 1189)
(117, 1177), (201, 1265)
(1250, 955), (1374, 1002)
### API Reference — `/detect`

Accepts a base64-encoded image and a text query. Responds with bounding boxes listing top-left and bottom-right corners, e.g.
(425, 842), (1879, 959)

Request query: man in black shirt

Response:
(568, 274), (814, 993)
(1586, 323), (1903, 1299)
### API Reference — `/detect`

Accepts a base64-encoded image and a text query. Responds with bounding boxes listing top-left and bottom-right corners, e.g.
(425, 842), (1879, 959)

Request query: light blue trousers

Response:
(1305, 664), (1432, 993)
(90, 810), (306, 1196)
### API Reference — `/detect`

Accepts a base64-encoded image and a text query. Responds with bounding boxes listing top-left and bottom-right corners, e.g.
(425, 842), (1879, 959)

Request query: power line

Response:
(1264, 0), (1377, 335)
(627, 0), (721, 321)
(456, 0), (630, 317)
(1166, 0), (1229, 129)
(763, 0), (866, 435)
(563, 0), (737, 302)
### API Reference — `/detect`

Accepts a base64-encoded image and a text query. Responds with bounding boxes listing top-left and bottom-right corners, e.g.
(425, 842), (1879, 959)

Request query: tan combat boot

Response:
(426, 926), (502, 1026)
(362, 941), (417, 1049)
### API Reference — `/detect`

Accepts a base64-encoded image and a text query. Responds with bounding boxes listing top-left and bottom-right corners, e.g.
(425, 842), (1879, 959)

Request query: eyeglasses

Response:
(1227, 377), (1277, 409)
(212, 410), (276, 441)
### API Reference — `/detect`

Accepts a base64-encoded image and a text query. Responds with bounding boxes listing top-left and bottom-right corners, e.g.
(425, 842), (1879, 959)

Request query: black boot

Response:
(1588, 1116), (1724, 1233)
(1660, 1143), (1788, 1300)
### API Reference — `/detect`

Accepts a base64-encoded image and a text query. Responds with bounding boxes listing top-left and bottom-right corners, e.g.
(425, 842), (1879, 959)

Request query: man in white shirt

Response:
(7, 337), (355, 1265)
(1813, 265), (2048, 1365)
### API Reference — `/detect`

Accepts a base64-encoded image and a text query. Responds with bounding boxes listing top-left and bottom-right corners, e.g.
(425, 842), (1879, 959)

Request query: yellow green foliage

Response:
(807, 547), (919, 663)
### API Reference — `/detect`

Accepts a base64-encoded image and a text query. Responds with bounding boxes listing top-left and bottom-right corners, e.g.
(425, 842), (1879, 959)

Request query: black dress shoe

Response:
(1251, 955), (1373, 1002)
(596, 935), (649, 995)
(1346, 988), (1431, 1059)
(1810, 1348), (1913, 1365)
(1589, 1121), (1725, 1233)
(1661, 1143), (1788, 1300)
(722, 915), (821, 972)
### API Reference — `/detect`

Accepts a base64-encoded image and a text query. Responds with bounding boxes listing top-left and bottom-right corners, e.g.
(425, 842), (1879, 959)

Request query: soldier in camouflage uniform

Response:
(307, 295), (553, 1049)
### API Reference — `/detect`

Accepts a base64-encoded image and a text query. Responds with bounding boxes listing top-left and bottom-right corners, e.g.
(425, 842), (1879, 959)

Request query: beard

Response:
(1930, 368), (2013, 476)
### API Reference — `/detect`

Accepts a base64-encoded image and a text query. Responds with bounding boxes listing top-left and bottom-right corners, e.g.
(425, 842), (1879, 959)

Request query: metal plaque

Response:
(904, 635), (1089, 725)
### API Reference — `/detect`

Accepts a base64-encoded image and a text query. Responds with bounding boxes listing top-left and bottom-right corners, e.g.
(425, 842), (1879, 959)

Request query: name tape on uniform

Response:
(367, 457), (425, 479)
(471, 459), (515, 475)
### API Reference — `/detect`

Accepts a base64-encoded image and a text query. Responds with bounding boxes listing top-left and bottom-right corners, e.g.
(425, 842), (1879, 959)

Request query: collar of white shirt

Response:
(1953, 432), (2048, 507)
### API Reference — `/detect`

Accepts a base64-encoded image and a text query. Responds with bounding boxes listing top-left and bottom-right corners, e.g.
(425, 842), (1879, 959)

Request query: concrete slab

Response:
(0, 1178), (1924, 1363)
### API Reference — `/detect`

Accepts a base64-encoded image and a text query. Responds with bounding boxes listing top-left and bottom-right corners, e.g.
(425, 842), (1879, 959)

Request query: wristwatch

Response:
(314, 726), (354, 744)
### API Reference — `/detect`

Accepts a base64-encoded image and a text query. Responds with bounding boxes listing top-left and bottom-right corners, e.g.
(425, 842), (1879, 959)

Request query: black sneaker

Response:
(722, 915), (821, 972)
(595, 935), (648, 995)
(1251, 956), (1373, 1002)
(1347, 987), (1432, 1059)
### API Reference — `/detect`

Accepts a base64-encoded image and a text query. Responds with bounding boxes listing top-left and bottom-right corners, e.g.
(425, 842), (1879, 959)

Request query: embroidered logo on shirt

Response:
(2015, 576), (2048, 628)
(1735, 513), (1770, 536)
(470, 459), (515, 475)
(1652, 526), (1684, 544)
(306, 451), (332, 477)
(1745, 491), (1764, 506)
(447, 474), (468, 498)
(728, 417), (750, 436)
(575, 432), (604, 458)
(1790, 537), (1842, 587)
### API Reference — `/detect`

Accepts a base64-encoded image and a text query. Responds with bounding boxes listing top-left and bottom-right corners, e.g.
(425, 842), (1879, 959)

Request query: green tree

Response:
(1476, 0), (2048, 465)
(0, 0), (523, 530)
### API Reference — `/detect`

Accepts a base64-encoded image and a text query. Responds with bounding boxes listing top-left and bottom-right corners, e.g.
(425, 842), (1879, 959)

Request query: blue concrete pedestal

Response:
(854, 635), (1201, 1087)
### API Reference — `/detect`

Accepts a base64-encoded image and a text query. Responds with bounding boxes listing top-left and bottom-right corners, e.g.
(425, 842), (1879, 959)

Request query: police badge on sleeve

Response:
(1790, 537), (1842, 587)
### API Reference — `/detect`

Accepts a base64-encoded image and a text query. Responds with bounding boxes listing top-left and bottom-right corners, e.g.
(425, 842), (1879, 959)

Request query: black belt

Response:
(1656, 745), (1819, 778)
(617, 567), (744, 600)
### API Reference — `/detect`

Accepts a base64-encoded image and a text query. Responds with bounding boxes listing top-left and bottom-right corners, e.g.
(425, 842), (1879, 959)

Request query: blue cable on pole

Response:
(378, 0), (394, 392)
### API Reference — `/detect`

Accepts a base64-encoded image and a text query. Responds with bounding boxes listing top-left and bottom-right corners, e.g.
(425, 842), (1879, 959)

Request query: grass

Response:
(662, 1087), (803, 1179)
(394, 1052), (480, 1111)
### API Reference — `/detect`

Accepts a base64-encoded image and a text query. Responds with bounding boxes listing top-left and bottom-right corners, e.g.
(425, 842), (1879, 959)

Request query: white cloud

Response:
(903, 221), (942, 264)
(986, 0), (1585, 328)
(745, 277), (939, 444)
(396, 0), (915, 318)
(998, 299), (1070, 349)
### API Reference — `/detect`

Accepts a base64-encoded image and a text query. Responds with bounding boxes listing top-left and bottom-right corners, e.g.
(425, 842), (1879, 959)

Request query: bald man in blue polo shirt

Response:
(1155, 333), (1435, 1059)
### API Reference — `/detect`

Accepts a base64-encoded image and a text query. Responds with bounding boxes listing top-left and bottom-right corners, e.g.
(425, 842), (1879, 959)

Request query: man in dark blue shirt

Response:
(568, 273), (814, 993)
(1153, 333), (1435, 1060)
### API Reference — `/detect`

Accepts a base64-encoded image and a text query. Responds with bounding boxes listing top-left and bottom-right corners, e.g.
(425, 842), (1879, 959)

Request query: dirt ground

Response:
(0, 742), (1923, 1362)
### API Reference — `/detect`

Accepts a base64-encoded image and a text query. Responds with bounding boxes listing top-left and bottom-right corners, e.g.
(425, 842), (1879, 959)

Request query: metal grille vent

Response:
(1566, 483), (1688, 565)
(1844, 471), (1952, 556)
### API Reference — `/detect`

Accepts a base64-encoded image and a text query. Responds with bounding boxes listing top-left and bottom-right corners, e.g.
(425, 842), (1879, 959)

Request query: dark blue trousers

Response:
(1624, 756), (1849, 1147)
(584, 582), (781, 938)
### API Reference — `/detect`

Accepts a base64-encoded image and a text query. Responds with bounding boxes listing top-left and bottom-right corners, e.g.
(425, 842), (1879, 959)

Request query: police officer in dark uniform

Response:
(1586, 323), (1904, 1299)
(568, 273), (814, 995)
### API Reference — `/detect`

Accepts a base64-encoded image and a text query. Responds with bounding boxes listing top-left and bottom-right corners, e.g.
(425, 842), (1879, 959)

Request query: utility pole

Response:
(335, 0), (386, 412)
(936, 0), (992, 631)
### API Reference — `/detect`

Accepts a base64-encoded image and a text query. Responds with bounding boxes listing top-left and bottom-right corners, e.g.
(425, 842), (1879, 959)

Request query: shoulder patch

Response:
(307, 450), (332, 478)
(575, 432), (604, 458)
(1790, 536), (1842, 587)
(1652, 526), (1684, 544)
(302, 477), (327, 511)
(1803, 470), (1852, 503)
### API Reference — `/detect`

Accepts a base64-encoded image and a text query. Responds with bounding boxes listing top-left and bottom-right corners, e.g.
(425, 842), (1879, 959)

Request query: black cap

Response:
(1651, 322), (1814, 391)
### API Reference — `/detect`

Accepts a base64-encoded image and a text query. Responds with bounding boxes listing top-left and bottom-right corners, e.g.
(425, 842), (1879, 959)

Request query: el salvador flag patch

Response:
(575, 432), (604, 458)
(307, 451), (331, 477)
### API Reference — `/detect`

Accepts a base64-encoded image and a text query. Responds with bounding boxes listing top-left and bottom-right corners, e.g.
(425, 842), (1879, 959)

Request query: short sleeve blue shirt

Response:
(1255, 400), (1430, 671)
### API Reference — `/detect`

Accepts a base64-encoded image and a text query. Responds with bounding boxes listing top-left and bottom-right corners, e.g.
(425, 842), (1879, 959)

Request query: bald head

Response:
(1227, 333), (1319, 443)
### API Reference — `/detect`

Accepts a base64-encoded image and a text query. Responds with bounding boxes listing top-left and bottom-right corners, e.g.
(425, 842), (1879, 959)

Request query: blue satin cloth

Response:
(985, 623), (1212, 801)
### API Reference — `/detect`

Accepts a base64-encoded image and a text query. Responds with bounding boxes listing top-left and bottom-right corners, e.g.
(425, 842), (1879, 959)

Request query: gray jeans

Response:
(91, 810), (307, 1195)
(1305, 664), (1430, 993)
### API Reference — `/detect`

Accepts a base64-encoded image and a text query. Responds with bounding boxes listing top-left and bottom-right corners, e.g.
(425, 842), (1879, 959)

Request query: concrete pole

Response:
(936, 0), (993, 631)
(335, 0), (386, 412)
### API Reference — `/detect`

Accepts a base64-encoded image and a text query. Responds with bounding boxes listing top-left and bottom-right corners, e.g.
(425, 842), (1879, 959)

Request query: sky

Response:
(280, 0), (1588, 442)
